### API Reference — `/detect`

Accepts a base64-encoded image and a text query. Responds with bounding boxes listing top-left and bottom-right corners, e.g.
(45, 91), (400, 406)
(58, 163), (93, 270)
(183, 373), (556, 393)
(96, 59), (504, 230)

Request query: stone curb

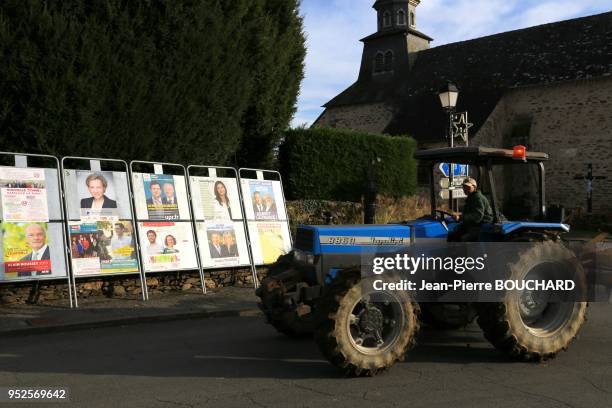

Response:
(1, 307), (262, 338)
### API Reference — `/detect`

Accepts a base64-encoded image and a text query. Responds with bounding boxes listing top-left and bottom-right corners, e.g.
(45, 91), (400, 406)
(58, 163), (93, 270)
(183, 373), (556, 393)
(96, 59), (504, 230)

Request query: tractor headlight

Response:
(294, 249), (315, 265)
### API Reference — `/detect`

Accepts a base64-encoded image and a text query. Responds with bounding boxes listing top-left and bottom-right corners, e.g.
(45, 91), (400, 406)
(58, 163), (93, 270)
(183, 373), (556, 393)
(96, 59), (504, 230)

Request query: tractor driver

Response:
(449, 177), (494, 242)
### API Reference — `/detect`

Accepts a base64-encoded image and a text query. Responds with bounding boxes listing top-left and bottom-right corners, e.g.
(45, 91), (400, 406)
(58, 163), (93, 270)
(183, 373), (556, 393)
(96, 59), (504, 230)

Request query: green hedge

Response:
(279, 128), (417, 202)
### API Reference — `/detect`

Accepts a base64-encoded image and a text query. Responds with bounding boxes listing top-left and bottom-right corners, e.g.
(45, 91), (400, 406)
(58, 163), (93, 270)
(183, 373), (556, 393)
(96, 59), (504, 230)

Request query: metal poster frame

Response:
(129, 160), (205, 298)
(0, 152), (74, 307)
(238, 168), (292, 276)
(187, 165), (257, 289)
(60, 156), (146, 306)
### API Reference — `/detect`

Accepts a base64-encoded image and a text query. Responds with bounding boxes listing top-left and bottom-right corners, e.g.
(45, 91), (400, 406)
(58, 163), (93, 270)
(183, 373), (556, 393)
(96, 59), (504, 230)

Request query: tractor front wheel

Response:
(314, 272), (419, 376)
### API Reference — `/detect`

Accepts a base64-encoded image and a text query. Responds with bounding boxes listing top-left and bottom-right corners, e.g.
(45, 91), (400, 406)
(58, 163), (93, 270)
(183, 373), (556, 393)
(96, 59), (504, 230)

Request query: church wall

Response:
(312, 103), (395, 134)
(473, 77), (612, 215)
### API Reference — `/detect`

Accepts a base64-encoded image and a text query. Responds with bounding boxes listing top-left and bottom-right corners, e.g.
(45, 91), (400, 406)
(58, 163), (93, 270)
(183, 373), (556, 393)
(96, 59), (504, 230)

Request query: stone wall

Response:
(473, 77), (612, 216)
(313, 103), (394, 134)
(0, 269), (261, 305)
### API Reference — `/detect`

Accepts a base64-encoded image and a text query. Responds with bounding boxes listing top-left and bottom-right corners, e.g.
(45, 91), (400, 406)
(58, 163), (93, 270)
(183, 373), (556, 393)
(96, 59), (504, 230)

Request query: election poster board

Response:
(68, 221), (139, 276)
(189, 171), (251, 269)
(247, 221), (292, 265)
(63, 170), (132, 222)
(131, 173), (190, 221)
(130, 164), (203, 280)
(239, 170), (292, 266)
(62, 162), (141, 278)
(137, 221), (198, 272)
(0, 163), (69, 283)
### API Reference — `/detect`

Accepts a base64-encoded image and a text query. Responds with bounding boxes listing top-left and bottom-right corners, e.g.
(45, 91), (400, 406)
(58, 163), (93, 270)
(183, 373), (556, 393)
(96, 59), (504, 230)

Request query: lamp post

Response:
(438, 82), (459, 211)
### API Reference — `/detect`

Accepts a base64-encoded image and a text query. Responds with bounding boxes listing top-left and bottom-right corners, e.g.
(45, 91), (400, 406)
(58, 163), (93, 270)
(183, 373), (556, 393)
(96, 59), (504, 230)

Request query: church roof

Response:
(361, 27), (434, 42)
(323, 11), (612, 142)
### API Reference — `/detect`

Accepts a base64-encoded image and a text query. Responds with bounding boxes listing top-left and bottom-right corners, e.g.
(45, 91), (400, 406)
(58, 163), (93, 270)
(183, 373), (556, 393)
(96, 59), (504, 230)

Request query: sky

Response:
(292, 0), (612, 127)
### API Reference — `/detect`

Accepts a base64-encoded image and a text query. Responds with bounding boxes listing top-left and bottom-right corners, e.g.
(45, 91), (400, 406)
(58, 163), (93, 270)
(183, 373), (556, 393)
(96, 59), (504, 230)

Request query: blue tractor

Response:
(256, 146), (587, 376)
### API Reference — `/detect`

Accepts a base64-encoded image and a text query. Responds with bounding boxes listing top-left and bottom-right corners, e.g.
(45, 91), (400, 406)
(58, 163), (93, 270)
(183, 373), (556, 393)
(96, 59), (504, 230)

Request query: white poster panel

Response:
(241, 179), (287, 221)
(248, 221), (292, 265)
(138, 221), (198, 271)
(190, 176), (243, 221)
(0, 222), (66, 281)
(132, 173), (190, 220)
(0, 167), (48, 222)
(64, 170), (131, 221)
(196, 221), (250, 268)
(68, 221), (139, 276)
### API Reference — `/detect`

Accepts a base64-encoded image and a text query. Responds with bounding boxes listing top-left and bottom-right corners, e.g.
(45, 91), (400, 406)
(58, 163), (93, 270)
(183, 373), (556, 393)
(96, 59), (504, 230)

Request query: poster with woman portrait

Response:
(137, 221), (197, 272)
(63, 170), (132, 221)
(189, 176), (242, 221)
(241, 179), (287, 221)
(196, 222), (250, 268)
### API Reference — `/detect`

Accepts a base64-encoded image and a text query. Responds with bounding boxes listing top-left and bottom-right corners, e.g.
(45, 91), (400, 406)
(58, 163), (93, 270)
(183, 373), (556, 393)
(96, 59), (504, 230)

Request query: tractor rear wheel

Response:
(314, 272), (419, 376)
(256, 253), (314, 338)
(477, 241), (587, 361)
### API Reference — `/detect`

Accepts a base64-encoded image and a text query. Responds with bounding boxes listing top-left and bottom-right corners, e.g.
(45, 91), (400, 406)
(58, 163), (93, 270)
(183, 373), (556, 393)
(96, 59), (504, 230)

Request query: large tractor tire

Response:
(477, 241), (587, 361)
(314, 271), (419, 376)
(256, 253), (314, 338)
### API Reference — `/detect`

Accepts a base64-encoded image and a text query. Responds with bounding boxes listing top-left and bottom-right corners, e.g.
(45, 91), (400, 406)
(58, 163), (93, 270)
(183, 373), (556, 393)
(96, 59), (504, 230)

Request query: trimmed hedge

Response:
(279, 128), (417, 202)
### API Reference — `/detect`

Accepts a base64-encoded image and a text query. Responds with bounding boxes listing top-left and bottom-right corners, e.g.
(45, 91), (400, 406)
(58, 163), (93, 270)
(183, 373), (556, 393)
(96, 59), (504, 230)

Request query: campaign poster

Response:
(142, 174), (180, 220)
(190, 177), (242, 221)
(1, 222), (52, 278)
(69, 221), (138, 276)
(69, 223), (101, 275)
(63, 170), (133, 221)
(248, 221), (292, 265)
(248, 180), (278, 221)
(0, 167), (48, 222)
(138, 221), (197, 272)
(197, 222), (250, 268)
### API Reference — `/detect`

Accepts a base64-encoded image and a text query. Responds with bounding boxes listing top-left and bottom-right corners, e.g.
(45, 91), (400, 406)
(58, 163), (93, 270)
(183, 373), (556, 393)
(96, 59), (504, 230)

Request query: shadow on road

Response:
(0, 317), (519, 380)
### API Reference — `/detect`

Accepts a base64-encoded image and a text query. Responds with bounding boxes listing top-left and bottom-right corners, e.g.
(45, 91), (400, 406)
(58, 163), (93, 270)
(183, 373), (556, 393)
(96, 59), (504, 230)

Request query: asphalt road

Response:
(1, 304), (611, 408)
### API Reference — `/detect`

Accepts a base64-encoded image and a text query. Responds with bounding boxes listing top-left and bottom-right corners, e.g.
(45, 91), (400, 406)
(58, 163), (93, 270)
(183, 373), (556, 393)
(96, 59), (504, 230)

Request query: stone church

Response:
(314, 0), (612, 217)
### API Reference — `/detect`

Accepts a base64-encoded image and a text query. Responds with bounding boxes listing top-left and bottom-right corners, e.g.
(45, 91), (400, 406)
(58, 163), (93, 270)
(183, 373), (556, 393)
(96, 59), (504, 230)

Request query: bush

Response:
(0, 0), (305, 168)
(279, 128), (417, 202)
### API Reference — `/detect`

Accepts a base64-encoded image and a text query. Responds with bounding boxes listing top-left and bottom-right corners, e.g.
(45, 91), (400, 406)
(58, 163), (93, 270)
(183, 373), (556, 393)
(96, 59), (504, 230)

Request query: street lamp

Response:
(438, 82), (459, 112)
(438, 82), (459, 212)
(438, 82), (459, 147)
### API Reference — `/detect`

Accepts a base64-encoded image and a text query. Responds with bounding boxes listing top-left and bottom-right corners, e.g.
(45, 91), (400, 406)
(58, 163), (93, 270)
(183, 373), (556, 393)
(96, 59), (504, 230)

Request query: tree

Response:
(0, 0), (305, 167)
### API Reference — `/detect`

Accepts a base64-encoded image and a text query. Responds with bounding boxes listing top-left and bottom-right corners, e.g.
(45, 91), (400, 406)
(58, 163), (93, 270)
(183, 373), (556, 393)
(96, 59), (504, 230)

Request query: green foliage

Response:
(279, 128), (417, 202)
(0, 0), (305, 167)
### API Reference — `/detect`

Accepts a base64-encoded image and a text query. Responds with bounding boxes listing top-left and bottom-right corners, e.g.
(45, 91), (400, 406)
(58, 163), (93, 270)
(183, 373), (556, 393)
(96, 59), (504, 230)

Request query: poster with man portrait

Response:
(196, 222), (250, 268)
(241, 179), (287, 221)
(68, 221), (138, 276)
(64, 170), (132, 221)
(189, 176), (242, 221)
(132, 173), (190, 221)
(137, 221), (197, 272)
(1, 222), (52, 279)
(248, 221), (292, 265)
(0, 167), (48, 222)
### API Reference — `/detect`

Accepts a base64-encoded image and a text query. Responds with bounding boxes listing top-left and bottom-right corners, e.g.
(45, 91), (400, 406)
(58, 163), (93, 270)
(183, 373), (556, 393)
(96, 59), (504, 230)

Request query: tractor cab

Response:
(415, 145), (569, 240)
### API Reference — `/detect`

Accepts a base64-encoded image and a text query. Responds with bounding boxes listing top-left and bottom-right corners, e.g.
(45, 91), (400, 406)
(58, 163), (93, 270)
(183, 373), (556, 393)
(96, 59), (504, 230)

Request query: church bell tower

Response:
(358, 0), (432, 81)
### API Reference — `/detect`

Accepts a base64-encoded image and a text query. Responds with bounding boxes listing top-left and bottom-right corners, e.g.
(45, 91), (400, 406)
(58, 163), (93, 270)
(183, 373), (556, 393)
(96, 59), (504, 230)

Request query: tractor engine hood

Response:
(294, 219), (448, 256)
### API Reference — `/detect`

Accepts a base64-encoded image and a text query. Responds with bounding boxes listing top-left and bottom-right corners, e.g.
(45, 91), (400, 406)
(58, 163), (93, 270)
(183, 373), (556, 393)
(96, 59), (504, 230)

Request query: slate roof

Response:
(323, 11), (612, 142)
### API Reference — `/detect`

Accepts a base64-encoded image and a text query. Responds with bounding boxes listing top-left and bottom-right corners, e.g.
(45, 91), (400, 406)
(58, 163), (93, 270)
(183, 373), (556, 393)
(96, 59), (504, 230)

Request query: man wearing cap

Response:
(449, 177), (494, 241)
